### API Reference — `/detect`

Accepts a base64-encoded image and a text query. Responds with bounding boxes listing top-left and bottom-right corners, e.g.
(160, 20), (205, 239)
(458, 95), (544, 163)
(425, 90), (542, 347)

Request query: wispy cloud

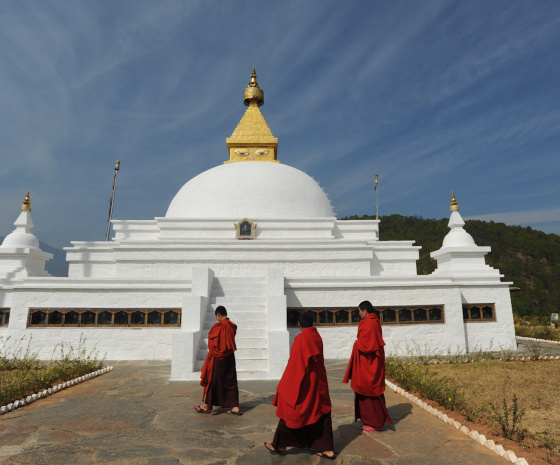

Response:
(466, 207), (560, 228)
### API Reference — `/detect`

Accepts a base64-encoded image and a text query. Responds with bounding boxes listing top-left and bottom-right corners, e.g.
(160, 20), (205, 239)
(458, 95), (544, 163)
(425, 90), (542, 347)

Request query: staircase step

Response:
(195, 358), (269, 372)
(213, 277), (266, 287)
(210, 297), (267, 306)
(201, 328), (269, 338)
(197, 347), (269, 360)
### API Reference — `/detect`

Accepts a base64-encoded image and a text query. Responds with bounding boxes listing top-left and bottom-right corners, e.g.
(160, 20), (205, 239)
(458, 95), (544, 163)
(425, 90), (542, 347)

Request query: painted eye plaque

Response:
(234, 218), (257, 240)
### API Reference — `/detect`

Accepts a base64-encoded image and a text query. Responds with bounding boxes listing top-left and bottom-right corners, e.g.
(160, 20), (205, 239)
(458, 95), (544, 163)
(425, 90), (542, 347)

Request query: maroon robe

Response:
(200, 318), (239, 408)
(272, 326), (334, 450)
(343, 313), (392, 429)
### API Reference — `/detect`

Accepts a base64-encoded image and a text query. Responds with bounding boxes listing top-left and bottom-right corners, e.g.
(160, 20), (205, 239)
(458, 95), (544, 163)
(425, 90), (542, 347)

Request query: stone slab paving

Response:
(0, 360), (510, 465)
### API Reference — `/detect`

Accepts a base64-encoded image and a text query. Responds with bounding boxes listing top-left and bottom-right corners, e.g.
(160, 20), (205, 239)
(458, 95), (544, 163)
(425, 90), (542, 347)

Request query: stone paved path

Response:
(0, 360), (510, 464)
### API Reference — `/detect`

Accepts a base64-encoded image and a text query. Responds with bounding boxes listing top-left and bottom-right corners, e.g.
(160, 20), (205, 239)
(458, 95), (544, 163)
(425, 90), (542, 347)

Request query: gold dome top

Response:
(225, 68), (278, 164)
(450, 191), (459, 212)
(21, 191), (32, 212)
(243, 68), (264, 107)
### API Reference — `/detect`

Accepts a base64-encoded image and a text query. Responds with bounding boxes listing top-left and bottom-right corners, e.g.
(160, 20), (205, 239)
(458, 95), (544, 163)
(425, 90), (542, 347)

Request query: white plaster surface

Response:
(166, 162), (335, 219)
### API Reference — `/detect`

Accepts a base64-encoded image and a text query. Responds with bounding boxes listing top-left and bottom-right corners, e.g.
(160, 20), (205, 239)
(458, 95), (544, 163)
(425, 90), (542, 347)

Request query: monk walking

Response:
(264, 313), (335, 459)
(194, 306), (242, 415)
(343, 300), (392, 431)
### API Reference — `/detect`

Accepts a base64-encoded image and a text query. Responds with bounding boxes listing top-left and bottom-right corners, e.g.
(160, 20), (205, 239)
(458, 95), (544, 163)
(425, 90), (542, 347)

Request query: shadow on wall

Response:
(42, 241), (69, 277)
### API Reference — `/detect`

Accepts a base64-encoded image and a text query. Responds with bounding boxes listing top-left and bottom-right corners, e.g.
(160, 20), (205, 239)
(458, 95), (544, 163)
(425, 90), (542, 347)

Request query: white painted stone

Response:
(493, 445), (506, 456)
(13, 400), (20, 408)
(26, 396), (32, 403)
(504, 450), (518, 462)
(7, 403), (14, 411)
(484, 439), (495, 450)
(515, 458), (529, 465)
(460, 426), (469, 435)
(31, 394), (38, 401)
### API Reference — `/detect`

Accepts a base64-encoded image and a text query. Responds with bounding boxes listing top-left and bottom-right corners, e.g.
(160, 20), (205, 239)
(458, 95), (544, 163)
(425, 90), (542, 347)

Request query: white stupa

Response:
(0, 70), (516, 379)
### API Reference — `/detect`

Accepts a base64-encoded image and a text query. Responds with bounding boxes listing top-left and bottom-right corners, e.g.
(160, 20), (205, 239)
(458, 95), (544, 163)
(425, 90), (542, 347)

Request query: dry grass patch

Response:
(1, 335), (104, 407)
(388, 359), (560, 463)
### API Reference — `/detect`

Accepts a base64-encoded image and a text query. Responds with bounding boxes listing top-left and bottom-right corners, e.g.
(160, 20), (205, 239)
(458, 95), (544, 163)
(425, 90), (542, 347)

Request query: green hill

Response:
(343, 214), (560, 320)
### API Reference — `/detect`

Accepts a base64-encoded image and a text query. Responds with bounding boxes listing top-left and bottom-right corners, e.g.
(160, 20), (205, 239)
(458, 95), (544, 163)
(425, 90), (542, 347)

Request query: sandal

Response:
(227, 409), (243, 416)
(264, 442), (286, 455)
(316, 451), (337, 460)
(193, 405), (212, 414)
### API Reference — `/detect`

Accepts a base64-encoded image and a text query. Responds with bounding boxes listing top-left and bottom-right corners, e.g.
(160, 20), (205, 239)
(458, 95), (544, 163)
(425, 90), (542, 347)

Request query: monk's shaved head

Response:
(215, 306), (228, 317)
(299, 313), (314, 328)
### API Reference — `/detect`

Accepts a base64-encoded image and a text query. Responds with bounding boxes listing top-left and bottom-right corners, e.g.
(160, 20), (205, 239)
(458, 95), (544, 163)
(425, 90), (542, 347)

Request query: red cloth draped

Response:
(273, 326), (332, 429)
(343, 313), (386, 397)
(200, 318), (237, 399)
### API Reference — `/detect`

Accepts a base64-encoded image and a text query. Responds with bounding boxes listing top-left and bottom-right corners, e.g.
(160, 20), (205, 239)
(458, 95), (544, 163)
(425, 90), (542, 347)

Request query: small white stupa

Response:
(431, 192), (501, 280)
(0, 192), (52, 279)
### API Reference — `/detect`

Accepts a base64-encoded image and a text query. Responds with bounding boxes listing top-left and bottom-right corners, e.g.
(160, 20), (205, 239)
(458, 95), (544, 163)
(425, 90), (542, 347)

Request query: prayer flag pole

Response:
(374, 174), (379, 219)
(105, 160), (120, 241)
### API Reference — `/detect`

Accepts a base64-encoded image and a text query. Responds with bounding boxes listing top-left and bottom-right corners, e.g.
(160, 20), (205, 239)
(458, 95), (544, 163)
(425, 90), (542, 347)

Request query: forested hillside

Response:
(344, 214), (560, 319)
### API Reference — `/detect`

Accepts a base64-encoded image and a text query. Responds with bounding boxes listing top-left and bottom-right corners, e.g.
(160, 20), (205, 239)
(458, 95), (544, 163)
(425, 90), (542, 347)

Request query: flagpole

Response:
(375, 174), (379, 219)
(105, 160), (120, 241)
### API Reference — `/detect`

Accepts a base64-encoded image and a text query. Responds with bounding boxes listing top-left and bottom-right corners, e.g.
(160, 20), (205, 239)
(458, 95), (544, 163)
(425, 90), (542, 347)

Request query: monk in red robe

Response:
(264, 313), (335, 459)
(343, 300), (392, 431)
(194, 306), (242, 415)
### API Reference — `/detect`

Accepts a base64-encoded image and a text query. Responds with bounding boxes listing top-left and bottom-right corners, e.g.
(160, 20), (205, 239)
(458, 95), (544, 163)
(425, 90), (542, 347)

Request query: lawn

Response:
(387, 358), (560, 464)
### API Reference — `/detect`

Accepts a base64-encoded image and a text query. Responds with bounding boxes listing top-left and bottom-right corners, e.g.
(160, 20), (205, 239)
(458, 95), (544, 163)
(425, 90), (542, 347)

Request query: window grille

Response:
(462, 304), (495, 322)
(287, 305), (445, 327)
(28, 308), (181, 328)
(0, 308), (9, 327)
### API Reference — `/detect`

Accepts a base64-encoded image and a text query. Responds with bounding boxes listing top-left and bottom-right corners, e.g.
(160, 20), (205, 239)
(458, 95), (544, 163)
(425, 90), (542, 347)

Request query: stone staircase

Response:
(194, 276), (270, 379)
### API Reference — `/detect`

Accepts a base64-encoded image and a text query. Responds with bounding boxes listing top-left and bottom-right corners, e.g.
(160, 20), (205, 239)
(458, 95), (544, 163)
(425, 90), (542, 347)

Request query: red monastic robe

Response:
(200, 318), (237, 399)
(343, 313), (386, 397)
(273, 326), (332, 429)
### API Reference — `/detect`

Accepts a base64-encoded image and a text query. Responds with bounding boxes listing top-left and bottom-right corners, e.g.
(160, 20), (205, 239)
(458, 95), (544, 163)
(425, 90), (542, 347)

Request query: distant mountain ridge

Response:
(343, 214), (560, 319)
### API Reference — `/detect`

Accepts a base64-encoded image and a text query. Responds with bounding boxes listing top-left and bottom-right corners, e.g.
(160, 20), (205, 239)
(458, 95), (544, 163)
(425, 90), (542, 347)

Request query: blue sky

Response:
(1, 1), (559, 248)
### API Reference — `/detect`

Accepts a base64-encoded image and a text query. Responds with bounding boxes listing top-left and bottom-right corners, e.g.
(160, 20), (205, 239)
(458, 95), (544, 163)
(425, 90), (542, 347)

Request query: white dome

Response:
(2, 231), (40, 248)
(442, 211), (476, 247)
(166, 162), (335, 219)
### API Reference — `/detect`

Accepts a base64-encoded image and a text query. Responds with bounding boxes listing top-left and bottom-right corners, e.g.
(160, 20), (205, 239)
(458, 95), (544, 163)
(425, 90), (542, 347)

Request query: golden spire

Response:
(21, 191), (32, 212)
(450, 191), (459, 212)
(225, 68), (278, 163)
(243, 67), (264, 107)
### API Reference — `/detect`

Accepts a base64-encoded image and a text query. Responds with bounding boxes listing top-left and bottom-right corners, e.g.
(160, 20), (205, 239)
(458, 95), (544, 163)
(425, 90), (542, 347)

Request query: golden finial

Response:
(450, 191), (459, 212)
(21, 191), (32, 212)
(243, 67), (264, 107)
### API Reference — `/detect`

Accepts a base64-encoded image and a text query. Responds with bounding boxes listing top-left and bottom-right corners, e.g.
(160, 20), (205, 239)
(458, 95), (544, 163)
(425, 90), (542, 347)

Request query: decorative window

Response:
(287, 305), (445, 327)
(234, 218), (257, 239)
(463, 304), (495, 322)
(0, 308), (9, 327)
(28, 308), (181, 328)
